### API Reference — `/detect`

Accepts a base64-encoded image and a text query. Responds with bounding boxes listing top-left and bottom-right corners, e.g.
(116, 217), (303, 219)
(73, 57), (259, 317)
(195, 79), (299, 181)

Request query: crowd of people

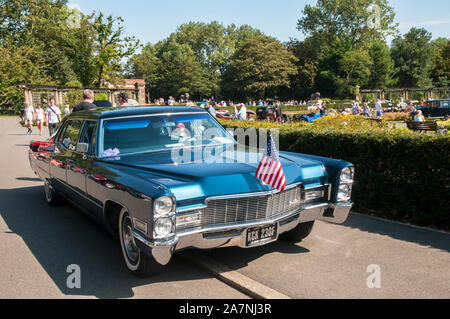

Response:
(21, 93), (430, 136)
(21, 89), (136, 136)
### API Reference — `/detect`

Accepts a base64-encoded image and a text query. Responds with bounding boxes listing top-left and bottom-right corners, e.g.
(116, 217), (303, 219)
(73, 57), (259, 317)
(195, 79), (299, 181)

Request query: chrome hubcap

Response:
(44, 182), (52, 202)
(122, 216), (139, 264)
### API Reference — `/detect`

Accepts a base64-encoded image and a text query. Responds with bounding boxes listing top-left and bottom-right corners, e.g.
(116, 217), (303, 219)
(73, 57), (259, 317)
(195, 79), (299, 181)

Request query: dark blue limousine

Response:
(28, 107), (354, 277)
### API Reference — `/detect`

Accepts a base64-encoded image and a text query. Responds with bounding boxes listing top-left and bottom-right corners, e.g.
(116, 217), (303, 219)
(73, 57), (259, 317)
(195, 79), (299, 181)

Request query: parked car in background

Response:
(417, 99), (450, 120)
(28, 107), (354, 277)
(256, 107), (289, 122)
(293, 111), (327, 123)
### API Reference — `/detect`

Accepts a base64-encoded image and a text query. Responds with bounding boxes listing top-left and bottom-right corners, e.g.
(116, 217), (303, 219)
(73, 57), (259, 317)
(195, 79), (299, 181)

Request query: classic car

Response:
(416, 99), (450, 120)
(293, 111), (327, 123)
(256, 107), (289, 122)
(28, 107), (354, 277)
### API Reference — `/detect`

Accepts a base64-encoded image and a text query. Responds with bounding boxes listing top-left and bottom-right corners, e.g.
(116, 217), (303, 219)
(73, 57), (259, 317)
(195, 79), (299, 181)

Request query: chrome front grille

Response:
(200, 186), (303, 227)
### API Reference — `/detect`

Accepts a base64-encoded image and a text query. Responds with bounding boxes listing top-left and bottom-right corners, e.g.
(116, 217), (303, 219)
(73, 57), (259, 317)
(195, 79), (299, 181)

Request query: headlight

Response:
(154, 196), (174, 216)
(337, 184), (351, 202)
(153, 218), (174, 238)
(340, 167), (354, 183)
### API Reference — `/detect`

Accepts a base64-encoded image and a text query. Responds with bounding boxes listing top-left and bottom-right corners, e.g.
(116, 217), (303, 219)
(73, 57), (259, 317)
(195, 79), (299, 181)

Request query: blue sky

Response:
(70, 0), (450, 45)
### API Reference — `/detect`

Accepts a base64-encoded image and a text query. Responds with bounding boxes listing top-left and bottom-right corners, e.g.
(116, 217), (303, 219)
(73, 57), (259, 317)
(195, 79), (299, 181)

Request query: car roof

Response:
(68, 106), (208, 120)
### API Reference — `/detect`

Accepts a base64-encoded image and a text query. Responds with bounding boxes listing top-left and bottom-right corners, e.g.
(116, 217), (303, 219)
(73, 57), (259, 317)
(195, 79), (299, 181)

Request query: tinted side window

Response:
(79, 121), (97, 155)
(440, 100), (449, 108)
(60, 120), (83, 150)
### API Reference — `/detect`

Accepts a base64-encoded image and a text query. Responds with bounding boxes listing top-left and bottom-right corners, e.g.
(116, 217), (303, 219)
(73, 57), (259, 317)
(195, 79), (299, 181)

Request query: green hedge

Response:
(222, 121), (450, 229)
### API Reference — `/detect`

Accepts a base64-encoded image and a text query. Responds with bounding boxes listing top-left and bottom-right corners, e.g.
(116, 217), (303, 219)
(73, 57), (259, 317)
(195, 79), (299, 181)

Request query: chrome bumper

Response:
(134, 202), (352, 265)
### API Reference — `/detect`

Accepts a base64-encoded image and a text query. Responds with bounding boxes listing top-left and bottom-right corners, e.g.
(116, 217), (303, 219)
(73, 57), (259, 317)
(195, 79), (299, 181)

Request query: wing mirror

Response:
(76, 143), (89, 154)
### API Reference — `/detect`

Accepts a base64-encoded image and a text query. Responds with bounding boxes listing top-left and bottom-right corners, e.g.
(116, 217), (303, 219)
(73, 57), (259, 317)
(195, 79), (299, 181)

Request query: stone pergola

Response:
(359, 86), (450, 102)
(18, 79), (146, 107)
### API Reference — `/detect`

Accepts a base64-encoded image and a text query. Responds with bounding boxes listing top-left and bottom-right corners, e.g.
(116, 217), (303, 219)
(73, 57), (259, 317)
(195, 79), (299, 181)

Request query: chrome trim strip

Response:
(204, 182), (303, 203)
(176, 202), (329, 238)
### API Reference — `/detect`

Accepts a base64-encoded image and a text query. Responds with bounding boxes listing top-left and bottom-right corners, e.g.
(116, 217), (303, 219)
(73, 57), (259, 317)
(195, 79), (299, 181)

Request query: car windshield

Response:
(99, 113), (235, 157)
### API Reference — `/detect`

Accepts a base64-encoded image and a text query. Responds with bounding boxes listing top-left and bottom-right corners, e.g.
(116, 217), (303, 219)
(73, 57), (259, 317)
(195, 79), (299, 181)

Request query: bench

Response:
(406, 121), (447, 134)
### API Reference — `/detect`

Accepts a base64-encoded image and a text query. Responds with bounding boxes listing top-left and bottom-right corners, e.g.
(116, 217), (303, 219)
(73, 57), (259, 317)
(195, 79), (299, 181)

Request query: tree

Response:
(222, 35), (298, 100)
(431, 38), (450, 87)
(0, 43), (50, 112)
(285, 38), (320, 98)
(367, 40), (396, 88)
(91, 12), (140, 87)
(391, 27), (434, 88)
(297, 0), (398, 47)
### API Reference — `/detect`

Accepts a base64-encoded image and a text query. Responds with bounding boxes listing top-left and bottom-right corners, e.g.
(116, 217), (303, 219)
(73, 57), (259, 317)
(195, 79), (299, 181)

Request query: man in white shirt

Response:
(238, 104), (247, 120)
(22, 101), (34, 135)
(45, 98), (62, 136)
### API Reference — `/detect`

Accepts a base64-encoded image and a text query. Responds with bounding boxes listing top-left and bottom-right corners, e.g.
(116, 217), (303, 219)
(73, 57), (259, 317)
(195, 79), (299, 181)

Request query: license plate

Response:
(246, 224), (278, 247)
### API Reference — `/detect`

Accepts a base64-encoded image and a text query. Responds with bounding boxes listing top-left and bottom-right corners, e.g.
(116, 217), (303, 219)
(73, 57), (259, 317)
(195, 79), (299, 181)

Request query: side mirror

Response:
(76, 143), (89, 154)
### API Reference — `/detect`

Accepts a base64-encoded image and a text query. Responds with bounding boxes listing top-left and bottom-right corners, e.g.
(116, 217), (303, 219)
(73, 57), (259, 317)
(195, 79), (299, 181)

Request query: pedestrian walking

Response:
(34, 104), (45, 136)
(22, 101), (34, 135)
(64, 104), (71, 117)
(45, 99), (61, 136)
(375, 99), (383, 119)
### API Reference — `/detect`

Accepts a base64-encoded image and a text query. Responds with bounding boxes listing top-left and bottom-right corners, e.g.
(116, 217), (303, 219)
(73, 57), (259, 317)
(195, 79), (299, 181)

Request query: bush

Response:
(95, 93), (108, 101)
(221, 120), (450, 229)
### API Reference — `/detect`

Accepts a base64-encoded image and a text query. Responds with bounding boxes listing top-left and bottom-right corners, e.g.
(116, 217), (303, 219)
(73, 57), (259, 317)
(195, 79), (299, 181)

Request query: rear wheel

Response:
(118, 208), (165, 277)
(43, 181), (62, 206)
(279, 221), (315, 243)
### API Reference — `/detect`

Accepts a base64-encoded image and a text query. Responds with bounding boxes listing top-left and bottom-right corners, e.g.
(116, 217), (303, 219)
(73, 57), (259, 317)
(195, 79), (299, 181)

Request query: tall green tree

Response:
(222, 35), (298, 100)
(431, 38), (450, 87)
(91, 12), (140, 87)
(285, 37), (320, 98)
(367, 40), (396, 88)
(0, 43), (50, 112)
(297, 0), (398, 47)
(391, 27), (434, 88)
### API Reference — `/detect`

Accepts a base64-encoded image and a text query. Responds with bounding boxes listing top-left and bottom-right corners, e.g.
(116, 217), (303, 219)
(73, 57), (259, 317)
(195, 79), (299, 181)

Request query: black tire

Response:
(118, 208), (165, 278)
(279, 221), (315, 243)
(43, 181), (62, 206)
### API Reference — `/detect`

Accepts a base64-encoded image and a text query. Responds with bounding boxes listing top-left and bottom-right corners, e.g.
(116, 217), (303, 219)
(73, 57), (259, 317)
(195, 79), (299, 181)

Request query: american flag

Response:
(255, 135), (286, 192)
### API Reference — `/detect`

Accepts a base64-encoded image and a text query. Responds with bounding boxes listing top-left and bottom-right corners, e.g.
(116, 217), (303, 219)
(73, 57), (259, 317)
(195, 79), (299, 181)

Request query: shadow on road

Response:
(342, 213), (450, 253)
(0, 185), (295, 298)
(0, 185), (218, 298)
(16, 177), (42, 182)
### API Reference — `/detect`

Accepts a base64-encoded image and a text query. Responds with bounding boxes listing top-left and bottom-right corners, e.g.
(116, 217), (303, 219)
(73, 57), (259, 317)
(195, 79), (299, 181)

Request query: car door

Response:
(66, 120), (103, 218)
(53, 119), (84, 199)
(49, 120), (73, 194)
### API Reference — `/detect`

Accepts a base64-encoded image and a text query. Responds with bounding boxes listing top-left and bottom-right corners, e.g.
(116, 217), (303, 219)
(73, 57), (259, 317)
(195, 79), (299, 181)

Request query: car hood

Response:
(101, 145), (326, 201)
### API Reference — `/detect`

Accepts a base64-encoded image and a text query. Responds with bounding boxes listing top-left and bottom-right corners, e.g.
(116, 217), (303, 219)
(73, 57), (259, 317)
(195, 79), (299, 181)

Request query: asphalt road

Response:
(0, 117), (449, 299)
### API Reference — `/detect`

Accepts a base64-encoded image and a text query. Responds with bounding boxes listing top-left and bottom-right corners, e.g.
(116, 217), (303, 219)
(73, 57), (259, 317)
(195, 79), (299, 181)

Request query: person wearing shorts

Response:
(45, 99), (61, 136)
(34, 104), (45, 136)
(22, 101), (34, 135)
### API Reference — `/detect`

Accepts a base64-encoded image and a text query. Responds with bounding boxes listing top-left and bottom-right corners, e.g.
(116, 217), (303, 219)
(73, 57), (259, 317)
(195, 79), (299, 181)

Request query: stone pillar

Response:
(136, 82), (146, 105)
(59, 90), (64, 106)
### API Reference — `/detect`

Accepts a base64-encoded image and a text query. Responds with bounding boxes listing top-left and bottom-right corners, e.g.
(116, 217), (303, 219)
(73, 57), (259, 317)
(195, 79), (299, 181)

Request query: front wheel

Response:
(279, 221), (315, 243)
(119, 208), (165, 277)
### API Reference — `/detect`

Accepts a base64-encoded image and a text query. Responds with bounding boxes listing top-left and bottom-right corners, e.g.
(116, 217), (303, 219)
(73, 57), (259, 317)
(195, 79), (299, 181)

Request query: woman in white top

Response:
(22, 102), (34, 135)
(34, 104), (45, 136)
(414, 110), (426, 122)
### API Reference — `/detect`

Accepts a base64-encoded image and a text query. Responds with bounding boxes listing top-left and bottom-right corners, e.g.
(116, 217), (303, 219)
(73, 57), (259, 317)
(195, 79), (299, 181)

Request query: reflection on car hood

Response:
(101, 145), (326, 201)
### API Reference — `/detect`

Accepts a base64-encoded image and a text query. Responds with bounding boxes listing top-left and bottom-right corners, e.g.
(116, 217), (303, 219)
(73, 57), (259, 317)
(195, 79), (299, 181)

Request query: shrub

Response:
(221, 120), (450, 229)
(95, 93), (108, 101)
